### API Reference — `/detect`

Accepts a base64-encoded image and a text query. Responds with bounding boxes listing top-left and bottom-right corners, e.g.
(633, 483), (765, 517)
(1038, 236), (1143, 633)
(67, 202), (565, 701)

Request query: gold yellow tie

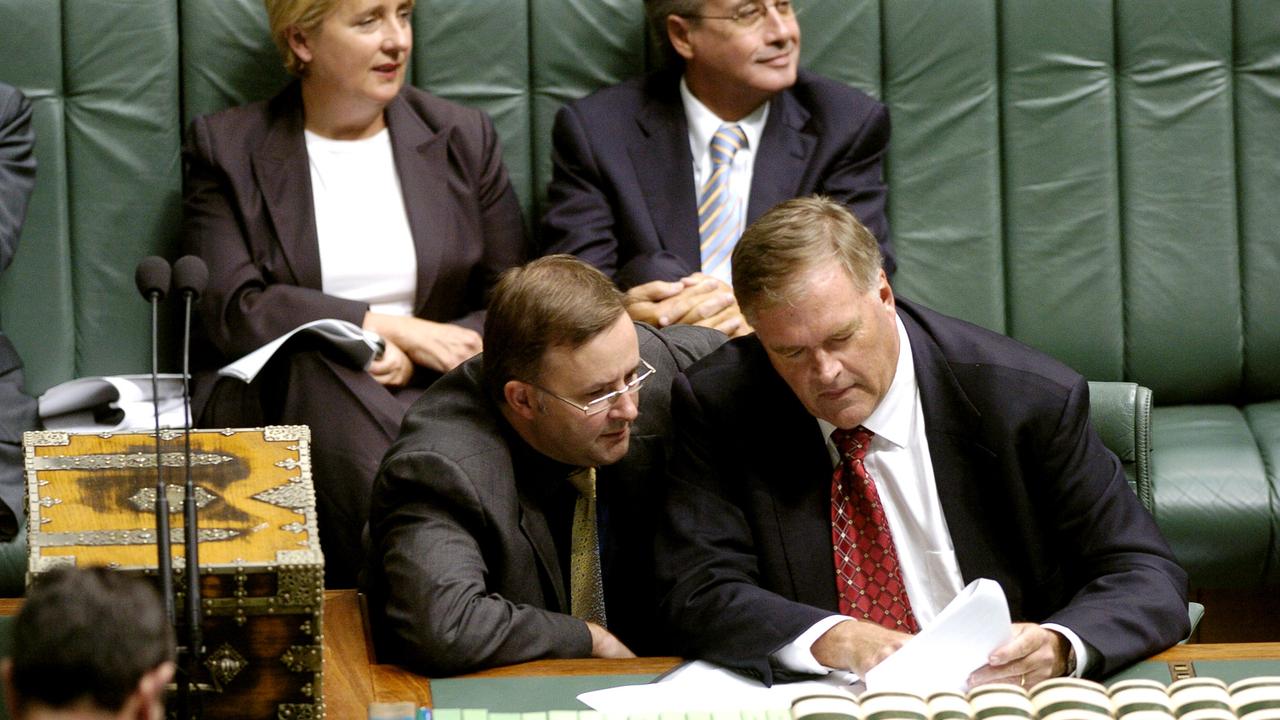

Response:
(568, 466), (607, 627)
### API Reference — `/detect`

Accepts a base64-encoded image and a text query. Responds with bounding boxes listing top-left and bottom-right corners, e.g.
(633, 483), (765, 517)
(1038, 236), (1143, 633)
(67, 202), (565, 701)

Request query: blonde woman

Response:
(183, 0), (527, 587)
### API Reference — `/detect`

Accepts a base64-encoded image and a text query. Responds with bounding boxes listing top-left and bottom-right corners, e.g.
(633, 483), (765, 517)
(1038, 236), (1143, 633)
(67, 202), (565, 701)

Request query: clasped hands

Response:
(362, 312), (483, 386)
(811, 620), (1071, 689)
(624, 274), (753, 338)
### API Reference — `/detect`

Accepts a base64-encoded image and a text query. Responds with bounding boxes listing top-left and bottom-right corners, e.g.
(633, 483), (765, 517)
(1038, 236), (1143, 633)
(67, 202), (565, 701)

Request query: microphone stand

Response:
(150, 293), (175, 627)
(175, 256), (207, 720)
(136, 257), (176, 630)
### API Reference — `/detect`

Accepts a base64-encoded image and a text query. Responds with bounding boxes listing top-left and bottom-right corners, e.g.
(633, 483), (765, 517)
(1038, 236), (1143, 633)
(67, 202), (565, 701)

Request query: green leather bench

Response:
(0, 1), (1275, 604)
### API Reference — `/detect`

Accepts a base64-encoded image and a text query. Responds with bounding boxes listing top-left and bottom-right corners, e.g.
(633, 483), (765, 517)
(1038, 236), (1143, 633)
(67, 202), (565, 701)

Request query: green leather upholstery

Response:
(1087, 382), (1153, 511)
(0, 1), (1276, 595)
(1088, 381), (1203, 641)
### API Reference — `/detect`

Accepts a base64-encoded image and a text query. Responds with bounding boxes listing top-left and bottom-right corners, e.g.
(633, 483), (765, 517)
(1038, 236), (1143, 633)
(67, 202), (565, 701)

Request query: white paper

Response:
(579, 579), (1011, 711)
(578, 660), (858, 713)
(218, 318), (383, 383)
(38, 374), (184, 417)
(863, 577), (1012, 693)
(38, 374), (188, 432)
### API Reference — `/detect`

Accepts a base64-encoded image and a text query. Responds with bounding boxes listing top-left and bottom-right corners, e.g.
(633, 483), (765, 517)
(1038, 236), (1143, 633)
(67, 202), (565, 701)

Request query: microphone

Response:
(172, 255), (208, 718)
(134, 256), (175, 629)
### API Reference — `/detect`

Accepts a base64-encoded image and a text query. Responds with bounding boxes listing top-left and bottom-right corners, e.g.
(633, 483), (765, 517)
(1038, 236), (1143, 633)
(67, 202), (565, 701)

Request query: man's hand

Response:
(624, 275), (752, 337)
(966, 623), (1071, 689)
(810, 619), (912, 676)
(364, 313), (483, 373)
(586, 622), (636, 659)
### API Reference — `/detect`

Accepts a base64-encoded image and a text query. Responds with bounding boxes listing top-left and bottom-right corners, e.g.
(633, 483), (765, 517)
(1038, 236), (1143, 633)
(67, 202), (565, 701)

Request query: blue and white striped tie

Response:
(697, 124), (747, 279)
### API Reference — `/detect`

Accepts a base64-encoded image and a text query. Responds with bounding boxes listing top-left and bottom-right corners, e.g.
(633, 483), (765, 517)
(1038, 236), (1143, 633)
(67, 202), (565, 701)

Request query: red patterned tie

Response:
(830, 426), (920, 633)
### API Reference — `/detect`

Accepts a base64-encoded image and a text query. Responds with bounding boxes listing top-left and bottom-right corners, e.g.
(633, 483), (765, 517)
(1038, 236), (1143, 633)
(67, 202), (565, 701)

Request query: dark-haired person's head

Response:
(2, 567), (176, 720)
(484, 255), (645, 469)
(644, 0), (799, 121)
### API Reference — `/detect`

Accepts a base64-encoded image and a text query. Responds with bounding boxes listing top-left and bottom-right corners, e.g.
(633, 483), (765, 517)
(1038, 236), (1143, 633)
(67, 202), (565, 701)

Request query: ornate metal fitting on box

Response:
(277, 703), (320, 720)
(30, 450), (233, 471)
(280, 645), (322, 673)
(264, 425), (310, 443)
(204, 642), (248, 691)
(275, 564), (323, 609)
(128, 483), (218, 512)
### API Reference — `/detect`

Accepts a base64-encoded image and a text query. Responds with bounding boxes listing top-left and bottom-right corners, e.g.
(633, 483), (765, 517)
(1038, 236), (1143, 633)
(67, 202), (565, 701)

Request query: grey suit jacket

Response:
(368, 323), (725, 676)
(0, 82), (37, 538)
(540, 69), (894, 288)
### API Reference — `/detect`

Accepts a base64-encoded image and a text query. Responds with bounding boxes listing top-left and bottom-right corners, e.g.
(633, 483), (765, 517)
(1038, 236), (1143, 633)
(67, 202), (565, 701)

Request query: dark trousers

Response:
(202, 350), (426, 587)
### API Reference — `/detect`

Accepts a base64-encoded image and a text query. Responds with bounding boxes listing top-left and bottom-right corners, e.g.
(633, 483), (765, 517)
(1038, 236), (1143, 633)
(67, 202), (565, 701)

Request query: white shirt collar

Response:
(679, 75), (769, 159)
(818, 314), (916, 450)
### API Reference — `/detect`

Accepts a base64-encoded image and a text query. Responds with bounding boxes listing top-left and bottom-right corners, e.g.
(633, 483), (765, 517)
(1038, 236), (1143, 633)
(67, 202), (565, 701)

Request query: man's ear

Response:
(286, 25), (315, 65)
(503, 380), (540, 420)
(877, 269), (895, 313)
(666, 15), (696, 61)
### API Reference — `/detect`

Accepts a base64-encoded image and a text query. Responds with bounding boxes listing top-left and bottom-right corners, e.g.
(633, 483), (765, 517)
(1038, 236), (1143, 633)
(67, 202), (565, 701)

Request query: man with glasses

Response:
(541, 0), (893, 338)
(367, 255), (724, 675)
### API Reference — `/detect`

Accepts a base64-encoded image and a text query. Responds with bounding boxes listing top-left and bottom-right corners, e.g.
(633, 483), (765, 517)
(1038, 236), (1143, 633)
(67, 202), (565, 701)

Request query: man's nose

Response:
(813, 350), (841, 384)
(609, 389), (640, 422)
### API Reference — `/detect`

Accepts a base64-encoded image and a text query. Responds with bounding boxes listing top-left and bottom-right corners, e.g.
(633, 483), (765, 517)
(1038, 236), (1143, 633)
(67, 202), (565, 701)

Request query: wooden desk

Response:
(356, 637), (1280, 711)
(7, 590), (1280, 716)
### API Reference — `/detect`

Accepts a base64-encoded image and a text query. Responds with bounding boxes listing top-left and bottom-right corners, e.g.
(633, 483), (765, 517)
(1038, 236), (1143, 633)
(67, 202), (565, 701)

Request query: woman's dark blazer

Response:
(182, 81), (528, 415)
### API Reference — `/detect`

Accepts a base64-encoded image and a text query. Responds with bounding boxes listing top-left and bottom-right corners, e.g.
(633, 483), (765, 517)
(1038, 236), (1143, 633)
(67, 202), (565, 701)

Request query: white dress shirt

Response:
(679, 78), (768, 287)
(306, 128), (417, 317)
(773, 316), (1090, 678)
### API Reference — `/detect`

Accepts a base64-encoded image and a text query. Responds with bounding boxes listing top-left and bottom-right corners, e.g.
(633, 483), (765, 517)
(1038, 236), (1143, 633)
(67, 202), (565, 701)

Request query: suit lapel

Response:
(516, 483), (569, 613)
(251, 85), (323, 289)
(747, 88), (814, 225)
(385, 94), (447, 315)
(742, 341), (842, 613)
(629, 83), (701, 272)
(768, 406), (841, 613)
(900, 303), (1005, 588)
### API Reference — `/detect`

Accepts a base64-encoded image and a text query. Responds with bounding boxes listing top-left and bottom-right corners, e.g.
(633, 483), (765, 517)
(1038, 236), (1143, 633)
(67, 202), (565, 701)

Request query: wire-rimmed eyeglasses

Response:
(533, 358), (655, 416)
(680, 0), (794, 29)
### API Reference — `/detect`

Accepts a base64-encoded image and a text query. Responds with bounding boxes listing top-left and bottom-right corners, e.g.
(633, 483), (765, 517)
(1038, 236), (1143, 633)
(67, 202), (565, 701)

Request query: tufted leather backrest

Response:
(0, 0), (1277, 409)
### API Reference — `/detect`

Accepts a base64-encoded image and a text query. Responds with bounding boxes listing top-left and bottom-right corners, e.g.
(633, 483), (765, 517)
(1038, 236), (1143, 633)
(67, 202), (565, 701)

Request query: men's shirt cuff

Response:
(772, 615), (855, 676)
(1041, 622), (1089, 677)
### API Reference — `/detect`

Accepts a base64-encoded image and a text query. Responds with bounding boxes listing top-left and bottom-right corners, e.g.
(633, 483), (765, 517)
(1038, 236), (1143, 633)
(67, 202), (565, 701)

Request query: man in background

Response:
(0, 81), (39, 541)
(541, 0), (892, 338)
(2, 567), (175, 720)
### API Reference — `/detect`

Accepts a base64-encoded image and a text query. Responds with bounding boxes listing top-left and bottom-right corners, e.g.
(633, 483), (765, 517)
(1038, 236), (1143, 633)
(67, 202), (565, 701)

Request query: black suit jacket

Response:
(183, 82), (527, 411)
(368, 323), (726, 676)
(540, 69), (894, 289)
(656, 298), (1188, 683)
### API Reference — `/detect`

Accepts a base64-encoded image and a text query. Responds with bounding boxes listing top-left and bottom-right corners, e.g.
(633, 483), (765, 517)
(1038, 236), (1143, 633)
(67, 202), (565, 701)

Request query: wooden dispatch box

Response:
(24, 425), (325, 720)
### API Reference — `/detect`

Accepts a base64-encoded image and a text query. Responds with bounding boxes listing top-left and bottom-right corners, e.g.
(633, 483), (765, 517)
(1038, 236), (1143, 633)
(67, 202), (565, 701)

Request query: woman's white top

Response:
(305, 128), (417, 317)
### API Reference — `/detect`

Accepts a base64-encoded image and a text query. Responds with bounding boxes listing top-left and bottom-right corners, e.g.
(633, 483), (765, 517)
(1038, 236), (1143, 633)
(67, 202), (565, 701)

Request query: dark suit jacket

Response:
(368, 323), (725, 676)
(0, 83), (37, 538)
(540, 69), (894, 288)
(656, 298), (1188, 684)
(182, 82), (527, 414)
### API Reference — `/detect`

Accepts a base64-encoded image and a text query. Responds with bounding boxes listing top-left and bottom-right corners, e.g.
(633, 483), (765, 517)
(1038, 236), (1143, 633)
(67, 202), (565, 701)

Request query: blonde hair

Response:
(264, 0), (342, 76)
(732, 196), (884, 320)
